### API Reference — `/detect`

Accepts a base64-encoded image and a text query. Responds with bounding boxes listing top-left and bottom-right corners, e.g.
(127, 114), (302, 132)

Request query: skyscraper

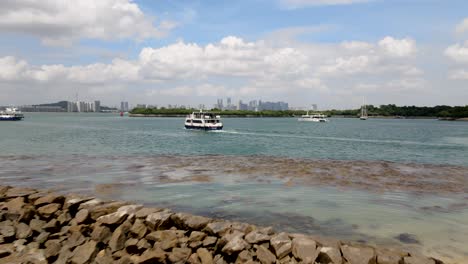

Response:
(94, 101), (101, 112)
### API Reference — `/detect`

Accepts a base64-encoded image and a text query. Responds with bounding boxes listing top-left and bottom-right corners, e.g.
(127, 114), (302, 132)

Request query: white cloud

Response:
(448, 69), (468, 80)
(0, 0), (175, 46)
(455, 18), (468, 35)
(378, 37), (417, 57)
(280, 0), (373, 8)
(445, 41), (468, 63)
(0, 35), (430, 107)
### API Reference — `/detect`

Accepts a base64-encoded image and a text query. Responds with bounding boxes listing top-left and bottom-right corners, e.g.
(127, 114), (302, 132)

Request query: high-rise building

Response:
(94, 101), (101, 112)
(216, 99), (224, 110)
(120, 101), (129, 112)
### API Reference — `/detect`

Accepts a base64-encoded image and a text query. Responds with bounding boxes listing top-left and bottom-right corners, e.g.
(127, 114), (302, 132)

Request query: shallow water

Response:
(1, 113), (468, 263)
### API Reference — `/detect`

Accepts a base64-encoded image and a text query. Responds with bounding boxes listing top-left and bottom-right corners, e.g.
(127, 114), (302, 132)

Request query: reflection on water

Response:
(0, 154), (467, 263)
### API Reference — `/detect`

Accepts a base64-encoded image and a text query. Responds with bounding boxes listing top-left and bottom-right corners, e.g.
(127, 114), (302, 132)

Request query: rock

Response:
(75, 209), (89, 224)
(137, 247), (167, 263)
(91, 224), (112, 243)
(146, 230), (179, 247)
(259, 226), (275, 235)
(307, 234), (342, 248)
(236, 250), (254, 263)
(188, 253), (202, 264)
(376, 248), (407, 264)
(222, 236), (249, 255)
(203, 236), (218, 247)
(42, 218), (60, 232)
(135, 207), (162, 218)
(37, 203), (61, 219)
(0, 220), (15, 239)
(125, 238), (139, 254)
(89, 202), (129, 220)
(197, 248), (214, 264)
(145, 210), (173, 230)
(45, 240), (62, 259)
(169, 247), (192, 263)
(65, 230), (87, 249)
(29, 218), (46, 232)
(70, 240), (99, 264)
(292, 237), (319, 263)
(172, 212), (212, 230)
(256, 245), (276, 264)
(317, 247), (342, 264)
(34, 194), (65, 207)
(18, 205), (36, 223)
(245, 230), (270, 244)
(231, 222), (255, 234)
(97, 204), (143, 226)
(341, 245), (376, 264)
(16, 222), (32, 239)
(109, 221), (132, 252)
(77, 199), (105, 211)
(136, 238), (151, 251)
(95, 250), (114, 264)
(403, 256), (436, 264)
(36, 232), (50, 245)
(5, 187), (37, 198)
(205, 221), (232, 236)
(3, 197), (25, 213)
(189, 231), (207, 242)
(270, 232), (292, 259)
(65, 196), (94, 211)
(130, 219), (148, 238)
(213, 254), (227, 264)
(56, 245), (73, 264)
(57, 211), (72, 226)
(13, 238), (27, 253)
(0, 244), (14, 258)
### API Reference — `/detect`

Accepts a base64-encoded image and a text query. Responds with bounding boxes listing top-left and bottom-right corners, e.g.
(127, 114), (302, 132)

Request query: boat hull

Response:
(185, 125), (223, 130)
(0, 116), (23, 121)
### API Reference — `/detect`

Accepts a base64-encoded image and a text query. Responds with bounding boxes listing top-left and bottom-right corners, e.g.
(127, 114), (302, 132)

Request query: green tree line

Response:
(130, 104), (468, 118)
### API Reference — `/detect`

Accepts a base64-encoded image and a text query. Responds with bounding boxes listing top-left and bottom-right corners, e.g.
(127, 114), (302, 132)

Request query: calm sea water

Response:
(1, 113), (467, 263)
(1, 113), (468, 165)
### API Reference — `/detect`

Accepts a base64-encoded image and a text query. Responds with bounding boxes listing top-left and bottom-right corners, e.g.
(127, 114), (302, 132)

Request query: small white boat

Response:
(298, 111), (328, 122)
(360, 104), (368, 120)
(185, 110), (223, 130)
(0, 107), (24, 121)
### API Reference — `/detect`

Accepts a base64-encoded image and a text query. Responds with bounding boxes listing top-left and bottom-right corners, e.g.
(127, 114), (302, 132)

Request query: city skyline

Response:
(1, 1), (468, 108)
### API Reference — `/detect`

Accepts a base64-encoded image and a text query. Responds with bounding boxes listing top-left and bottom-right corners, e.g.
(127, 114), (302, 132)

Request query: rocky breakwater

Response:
(0, 185), (443, 264)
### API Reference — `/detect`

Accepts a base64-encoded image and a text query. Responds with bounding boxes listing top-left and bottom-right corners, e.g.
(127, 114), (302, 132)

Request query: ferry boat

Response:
(298, 111), (328, 122)
(185, 110), (223, 130)
(0, 107), (24, 121)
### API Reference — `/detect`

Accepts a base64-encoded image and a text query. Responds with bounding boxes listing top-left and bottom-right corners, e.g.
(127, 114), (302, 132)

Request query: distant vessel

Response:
(185, 110), (223, 130)
(298, 111), (328, 122)
(360, 104), (368, 120)
(0, 107), (24, 121)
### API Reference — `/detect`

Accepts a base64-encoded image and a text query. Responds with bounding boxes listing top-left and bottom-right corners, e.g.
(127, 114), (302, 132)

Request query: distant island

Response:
(130, 104), (468, 120)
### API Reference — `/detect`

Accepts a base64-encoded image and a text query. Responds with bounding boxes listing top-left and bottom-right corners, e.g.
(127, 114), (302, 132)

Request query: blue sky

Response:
(0, 0), (468, 108)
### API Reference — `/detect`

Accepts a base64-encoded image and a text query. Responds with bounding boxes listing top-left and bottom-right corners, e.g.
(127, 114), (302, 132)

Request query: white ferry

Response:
(0, 107), (24, 121)
(298, 111), (328, 122)
(185, 110), (223, 130)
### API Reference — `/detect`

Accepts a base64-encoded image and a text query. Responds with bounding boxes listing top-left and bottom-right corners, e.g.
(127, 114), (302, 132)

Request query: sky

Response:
(0, 0), (468, 109)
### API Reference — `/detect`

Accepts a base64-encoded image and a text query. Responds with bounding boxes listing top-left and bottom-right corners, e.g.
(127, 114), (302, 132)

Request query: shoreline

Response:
(0, 185), (444, 264)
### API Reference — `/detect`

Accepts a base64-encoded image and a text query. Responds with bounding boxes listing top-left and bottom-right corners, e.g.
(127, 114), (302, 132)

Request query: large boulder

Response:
(169, 247), (192, 263)
(37, 203), (61, 219)
(256, 245), (277, 264)
(34, 194), (65, 207)
(109, 221), (132, 252)
(172, 212), (212, 230)
(137, 247), (167, 263)
(97, 204), (143, 225)
(317, 247), (342, 264)
(270, 232), (292, 259)
(292, 237), (319, 263)
(245, 230), (270, 244)
(341, 245), (376, 264)
(221, 236), (249, 255)
(4, 187), (37, 199)
(403, 256), (436, 264)
(16, 222), (32, 239)
(70, 240), (99, 264)
(197, 248), (214, 264)
(204, 221), (232, 236)
(91, 225), (112, 243)
(145, 210), (173, 230)
(0, 220), (15, 240)
(130, 219), (148, 238)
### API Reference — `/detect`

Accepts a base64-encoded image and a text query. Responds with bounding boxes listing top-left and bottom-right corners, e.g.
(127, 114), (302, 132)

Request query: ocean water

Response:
(1, 113), (468, 263)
